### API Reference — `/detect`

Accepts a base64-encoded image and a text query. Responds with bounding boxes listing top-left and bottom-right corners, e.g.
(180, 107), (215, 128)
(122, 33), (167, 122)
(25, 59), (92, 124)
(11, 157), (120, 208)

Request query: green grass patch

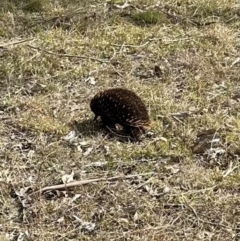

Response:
(131, 10), (169, 25)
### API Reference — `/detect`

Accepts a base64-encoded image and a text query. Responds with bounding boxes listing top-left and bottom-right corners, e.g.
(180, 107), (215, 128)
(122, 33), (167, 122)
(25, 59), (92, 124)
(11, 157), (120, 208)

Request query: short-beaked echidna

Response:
(90, 88), (150, 140)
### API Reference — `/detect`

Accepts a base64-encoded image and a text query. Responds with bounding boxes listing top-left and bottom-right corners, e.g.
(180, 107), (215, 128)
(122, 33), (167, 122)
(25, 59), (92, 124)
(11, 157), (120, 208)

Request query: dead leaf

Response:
(192, 129), (222, 154)
(62, 171), (74, 184)
(114, 2), (130, 9)
(85, 76), (96, 85)
(83, 147), (93, 156)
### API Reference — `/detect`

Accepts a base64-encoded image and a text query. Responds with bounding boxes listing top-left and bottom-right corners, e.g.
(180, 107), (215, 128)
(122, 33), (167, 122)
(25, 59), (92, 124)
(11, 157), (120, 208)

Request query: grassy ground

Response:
(0, 0), (240, 240)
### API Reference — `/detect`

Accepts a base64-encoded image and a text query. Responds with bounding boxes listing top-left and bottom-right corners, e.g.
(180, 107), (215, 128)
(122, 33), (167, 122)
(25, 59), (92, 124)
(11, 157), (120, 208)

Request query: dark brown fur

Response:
(90, 88), (150, 141)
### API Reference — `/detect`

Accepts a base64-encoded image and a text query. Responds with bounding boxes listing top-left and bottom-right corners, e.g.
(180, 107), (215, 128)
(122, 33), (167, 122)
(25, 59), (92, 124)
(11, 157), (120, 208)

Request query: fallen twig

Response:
(222, 161), (239, 178)
(111, 41), (151, 48)
(0, 38), (34, 48)
(27, 44), (109, 63)
(31, 172), (153, 195)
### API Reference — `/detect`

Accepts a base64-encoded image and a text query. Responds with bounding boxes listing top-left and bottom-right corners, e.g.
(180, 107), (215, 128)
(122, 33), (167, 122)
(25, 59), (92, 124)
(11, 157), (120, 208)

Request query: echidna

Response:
(90, 88), (150, 141)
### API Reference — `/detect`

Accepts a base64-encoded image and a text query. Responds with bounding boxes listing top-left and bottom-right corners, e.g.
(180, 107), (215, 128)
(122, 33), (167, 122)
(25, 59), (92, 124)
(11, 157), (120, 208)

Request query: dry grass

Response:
(0, 0), (240, 240)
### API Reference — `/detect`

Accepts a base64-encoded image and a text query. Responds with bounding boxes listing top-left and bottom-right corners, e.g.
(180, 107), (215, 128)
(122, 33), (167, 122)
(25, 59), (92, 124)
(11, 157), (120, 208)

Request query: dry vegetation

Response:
(0, 0), (240, 240)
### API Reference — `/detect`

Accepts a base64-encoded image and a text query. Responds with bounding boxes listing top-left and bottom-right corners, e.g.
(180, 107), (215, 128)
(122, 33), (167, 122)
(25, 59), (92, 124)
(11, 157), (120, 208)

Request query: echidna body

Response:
(90, 88), (150, 140)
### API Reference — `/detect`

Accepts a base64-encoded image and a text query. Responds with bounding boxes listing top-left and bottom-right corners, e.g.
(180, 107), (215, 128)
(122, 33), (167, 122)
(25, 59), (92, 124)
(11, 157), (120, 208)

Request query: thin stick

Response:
(0, 38), (34, 48)
(111, 41), (150, 48)
(27, 44), (109, 63)
(172, 115), (185, 125)
(31, 172), (153, 195)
